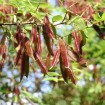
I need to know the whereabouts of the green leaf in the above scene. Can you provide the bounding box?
[74,16,86,30]
[101,13,105,20]
[42,77,58,82]
[22,91,43,104]
[52,15,63,22]
[51,24,57,38]
[48,72,59,76]
[68,34,72,45]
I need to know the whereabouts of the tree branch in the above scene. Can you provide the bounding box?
[0,22,42,26]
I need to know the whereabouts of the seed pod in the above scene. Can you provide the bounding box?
[50,48,60,69]
[2,45,7,60]
[45,53,51,68]
[59,54,76,84]
[93,24,105,39]
[15,37,28,65]
[42,25,54,56]
[68,46,77,61]
[34,52,48,74]
[25,40,33,57]
[44,15,55,39]
[59,38,76,84]
[78,56,86,67]
[37,33,42,55]
[31,26,42,55]
[15,47,22,65]
[59,38,69,67]
[20,51,29,80]
[31,25,37,43]
[72,31,82,54]
[59,54,68,82]
[0,60,4,70]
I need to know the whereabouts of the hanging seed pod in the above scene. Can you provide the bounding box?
[33,52,48,74]
[78,56,86,67]
[20,51,29,80]
[68,46,78,61]
[1,45,8,60]
[50,48,60,69]
[15,47,22,65]
[42,25,54,56]
[93,24,105,39]
[0,60,4,70]
[31,25,42,55]
[59,38,76,84]
[72,31,82,54]
[24,40,33,57]
[0,35,8,70]
[14,24,25,47]
[37,32,42,55]
[45,53,51,68]
[59,54,68,82]
[31,25,37,43]
[44,15,55,39]
[59,38,69,67]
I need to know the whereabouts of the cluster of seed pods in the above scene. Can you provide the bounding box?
[0,15,86,84]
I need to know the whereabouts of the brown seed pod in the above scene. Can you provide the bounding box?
[43,15,55,39]
[45,53,51,68]
[15,47,22,65]
[25,40,33,57]
[93,24,105,39]
[34,52,48,74]
[31,25,37,43]
[59,38,76,84]
[72,31,82,54]
[42,25,54,56]
[20,51,29,80]
[50,48,60,69]
[59,38,69,67]
[31,26,42,55]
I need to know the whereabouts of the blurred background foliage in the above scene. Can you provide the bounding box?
[0,0,105,105]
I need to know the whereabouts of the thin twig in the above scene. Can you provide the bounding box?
[62,12,68,23]
[0,22,42,26]
[35,0,41,12]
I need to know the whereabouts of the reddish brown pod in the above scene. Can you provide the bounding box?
[14,25,25,47]
[20,51,29,80]
[0,35,8,70]
[42,25,54,56]
[72,31,82,55]
[31,25,42,55]
[24,40,33,57]
[33,52,48,74]
[59,38,76,84]
[43,15,55,39]
[50,48,60,69]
